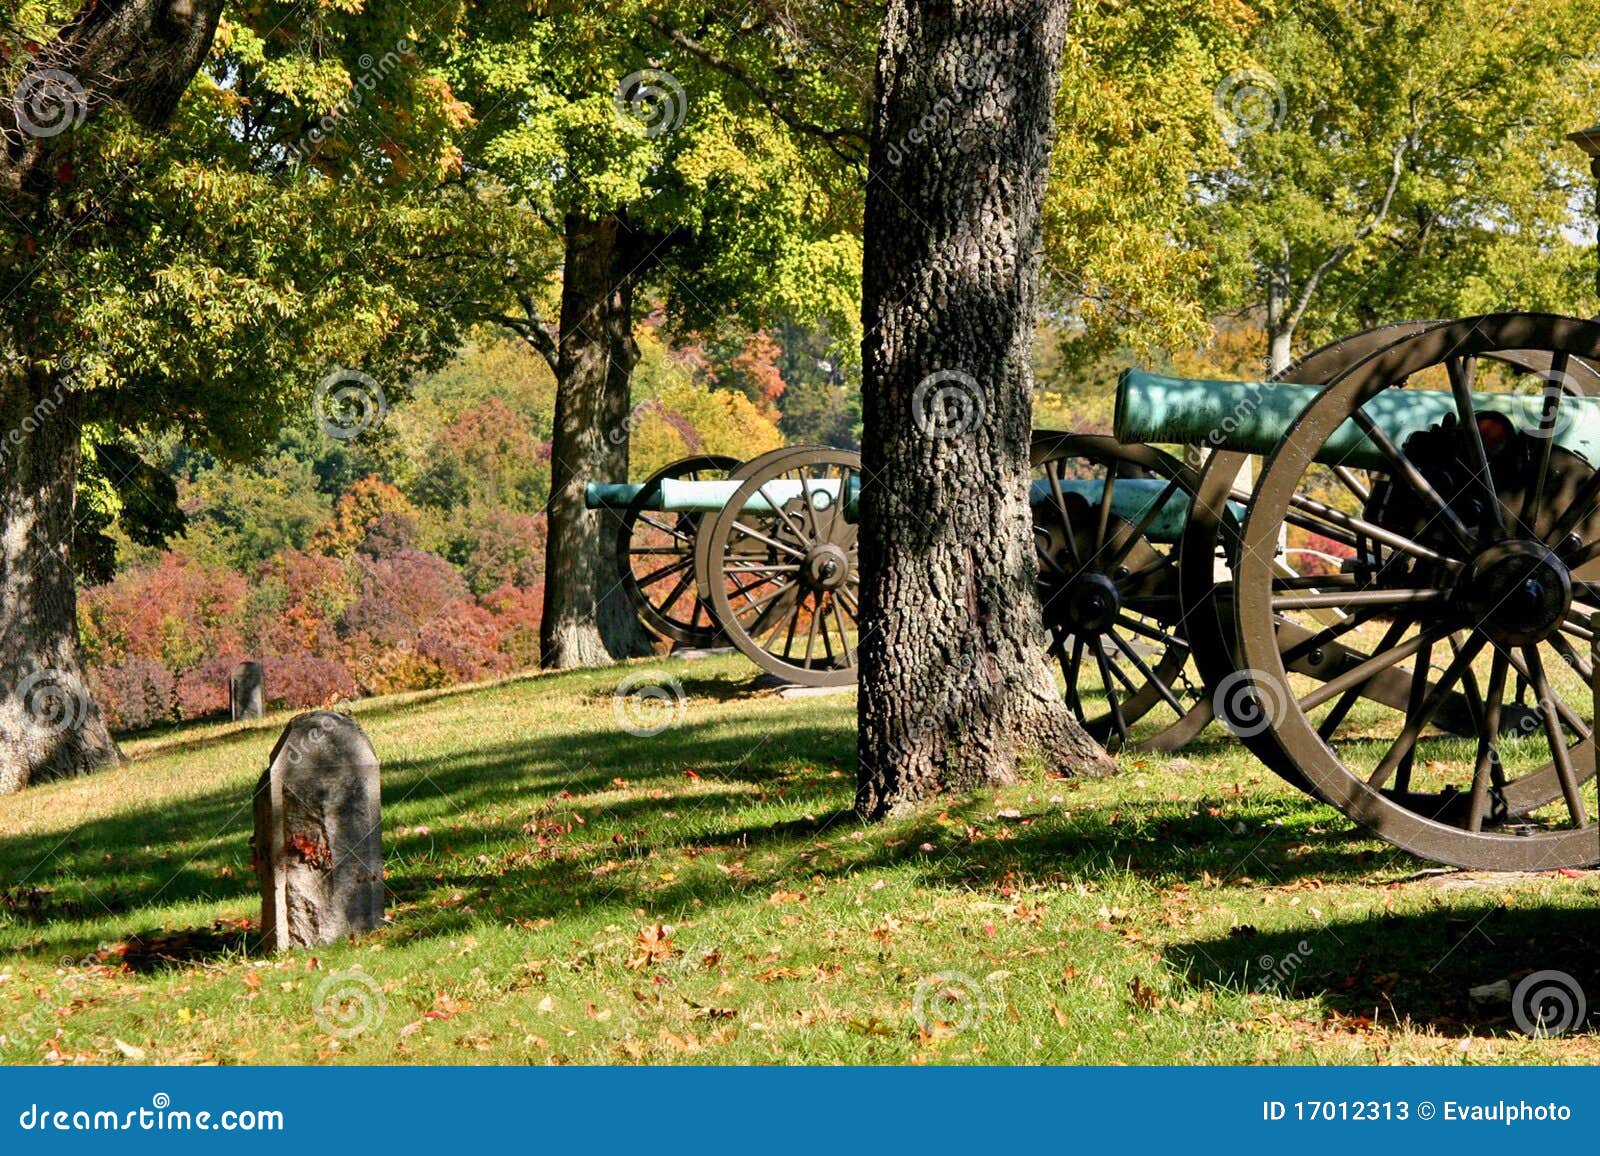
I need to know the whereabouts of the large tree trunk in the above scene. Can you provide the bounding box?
[0,366,123,794]
[855,0,1113,820]
[0,1,222,792]
[540,210,657,669]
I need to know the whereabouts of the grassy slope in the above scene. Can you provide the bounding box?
[1,655,1595,1066]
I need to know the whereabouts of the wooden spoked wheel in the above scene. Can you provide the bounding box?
[1179,321,1455,794]
[1031,433,1208,753]
[700,447,861,687]
[617,454,741,647]
[1181,321,1600,798]
[1234,313,1600,870]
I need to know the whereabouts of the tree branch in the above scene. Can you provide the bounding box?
[496,289,560,373]
[640,12,868,165]
[1285,132,1411,337]
[1,0,224,201]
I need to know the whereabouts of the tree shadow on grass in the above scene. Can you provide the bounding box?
[1169,904,1600,1038]
[0,709,855,962]
[11,695,1588,980]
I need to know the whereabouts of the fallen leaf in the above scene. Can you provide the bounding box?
[626,924,678,970]
[1129,976,1165,1012]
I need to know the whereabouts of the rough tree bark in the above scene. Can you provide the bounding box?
[1,0,223,201]
[539,210,658,668]
[0,367,123,793]
[856,0,1114,819]
[0,0,224,793]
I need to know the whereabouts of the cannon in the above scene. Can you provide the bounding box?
[594,443,1197,695]
[589,445,865,686]
[591,313,1600,873]
[1115,313,1600,872]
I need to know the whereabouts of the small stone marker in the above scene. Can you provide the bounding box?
[230,660,265,721]
[253,711,383,951]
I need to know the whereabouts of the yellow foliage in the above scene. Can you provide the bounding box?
[627,330,785,478]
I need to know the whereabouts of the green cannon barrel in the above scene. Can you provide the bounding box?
[1030,478,1189,542]
[1115,368,1600,470]
[586,478,858,516]
[589,475,1195,542]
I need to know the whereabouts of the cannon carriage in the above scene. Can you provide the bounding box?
[591,311,1600,872]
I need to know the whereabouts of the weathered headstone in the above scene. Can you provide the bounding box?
[252,711,383,951]
[230,660,266,721]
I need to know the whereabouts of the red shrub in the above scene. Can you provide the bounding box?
[89,658,176,732]
[480,583,543,671]
[79,553,246,674]
[262,653,358,710]
[341,634,451,695]
[455,509,546,595]
[418,600,510,682]
[339,549,469,645]
[175,653,248,721]
[248,551,354,657]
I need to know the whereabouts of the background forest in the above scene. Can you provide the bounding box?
[59,0,1600,731]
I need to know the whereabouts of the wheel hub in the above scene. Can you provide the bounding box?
[803,542,851,590]
[1457,540,1572,646]
[1063,572,1122,633]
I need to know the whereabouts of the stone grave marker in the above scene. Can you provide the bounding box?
[230,660,266,721]
[252,711,383,951]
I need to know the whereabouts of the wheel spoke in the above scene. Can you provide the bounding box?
[1271,573,1359,591]
[1286,492,1453,564]
[1523,643,1591,828]
[1116,613,1186,650]
[639,513,694,543]
[755,480,812,548]
[1350,408,1476,554]
[655,569,695,618]
[723,563,802,575]
[1107,629,1186,716]
[1522,352,1567,528]
[1466,651,1511,831]
[744,582,800,637]
[801,594,821,667]
[736,577,796,617]
[1548,630,1594,683]
[1273,588,1447,612]
[1090,638,1128,748]
[831,595,854,669]
[1302,622,1443,713]
[1546,465,1600,546]
[1094,470,1118,556]
[1368,632,1487,790]
[1331,465,1371,504]
[636,555,693,589]
[1393,634,1435,794]
[1502,645,1592,742]
[1061,632,1085,713]
[795,470,823,543]
[1043,461,1082,568]
[729,519,807,560]
[1311,614,1414,738]
[1446,353,1507,539]
[817,600,835,664]
[1106,476,1184,569]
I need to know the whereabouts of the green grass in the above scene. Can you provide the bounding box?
[1,654,1595,1066]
